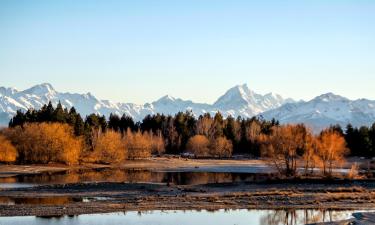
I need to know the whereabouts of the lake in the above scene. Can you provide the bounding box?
[0,209,364,225]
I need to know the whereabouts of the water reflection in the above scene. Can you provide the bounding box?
[0,169,274,188]
[0,209,363,225]
[260,209,354,225]
[0,196,82,205]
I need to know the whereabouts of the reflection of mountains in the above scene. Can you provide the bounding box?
[0,169,274,186]
[260,209,353,225]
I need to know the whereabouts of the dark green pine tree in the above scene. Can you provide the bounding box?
[52,101,66,123]
[9,110,26,127]
[370,123,375,156]
[73,114,85,136]
[108,113,121,131]
[120,114,136,132]
[38,101,54,122]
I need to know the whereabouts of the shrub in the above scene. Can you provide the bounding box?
[0,135,18,163]
[91,130,126,164]
[4,123,82,165]
[124,130,152,159]
[209,137,233,158]
[186,135,210,158]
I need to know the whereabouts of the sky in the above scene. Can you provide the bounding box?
[0,0,374,104]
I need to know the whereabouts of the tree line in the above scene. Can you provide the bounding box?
[7,101,280,156]
[1,102,375,171]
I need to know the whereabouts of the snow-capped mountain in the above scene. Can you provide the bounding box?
[261,93,375,131]
[0,83,291,126]
[1,83,374,130]
[213,84,294,117]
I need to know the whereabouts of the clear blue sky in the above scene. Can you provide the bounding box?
[0,0,374,104]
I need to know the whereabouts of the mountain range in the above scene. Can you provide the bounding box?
[1,83,374,131]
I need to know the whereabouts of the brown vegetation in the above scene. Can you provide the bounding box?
[317,130,348,176]
[186,135,210,157]
[260,124,349,177]
[209,136,233,158]
[186,135,233,158]
[0,135,18,163]
[3,123,82,165]
[124,129,152,159]
[91,130,126,164]
[260,124,306,176]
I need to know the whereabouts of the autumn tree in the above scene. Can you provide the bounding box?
[260,124,307,177]
[149,130,165,155]
[186,135,210,158]
[4,123,82,165]
[196,113,213,137]
[223,116,241,150]
[91,130,126,164]
[209,137,233,158]
[0,134,18,163]
[316,130,348,176]
[302,132,320,176]
[124,129,152,159]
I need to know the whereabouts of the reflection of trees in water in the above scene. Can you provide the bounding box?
[162,172,229,185]
[0,197,80,205]
[3,169,274,186]
[259,209,351,225]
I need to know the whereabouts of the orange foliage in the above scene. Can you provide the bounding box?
[260,124,306,176]
[91,130,126,164]
[4,123,82,165]
[186,135,210,158]
[124,129,152,159]
[0,134,18,163]
[149,131,165,155]
[209,137,233,158]
[316,130,348,176]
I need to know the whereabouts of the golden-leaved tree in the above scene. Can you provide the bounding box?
[260,124,306,177]
[149,131,165,155]
[316,130,348,176]
[4,123,82,165]
[0,134,18,163]
[124,129,152,159]
[91,130,126,164]
[186,135,210,158]
[209,137,233,158]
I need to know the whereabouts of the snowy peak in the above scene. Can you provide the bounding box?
[22,83,56,95]
[261,92,375,131]
[313,92,349,102]
[1,82,374,131]
[214,84,293,116]
[154,95,177,104]
[214,84,252,107]
[0,83,291,126]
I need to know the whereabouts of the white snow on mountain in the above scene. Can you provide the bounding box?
[213,84,294,118]
[1,83,374,131]
[261,93,375,131]
[0,83,291,126]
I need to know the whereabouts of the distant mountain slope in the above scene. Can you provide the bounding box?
[1,83,374,130]
[260,93,375,131]
[0,83,291,126]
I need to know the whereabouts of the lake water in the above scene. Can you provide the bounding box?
[0,168,275,188]
[0,209,363,225]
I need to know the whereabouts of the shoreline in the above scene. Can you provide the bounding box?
[0,157,374,217]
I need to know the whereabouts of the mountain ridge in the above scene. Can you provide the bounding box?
[0,83,292,126]
[1,83,375,130]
